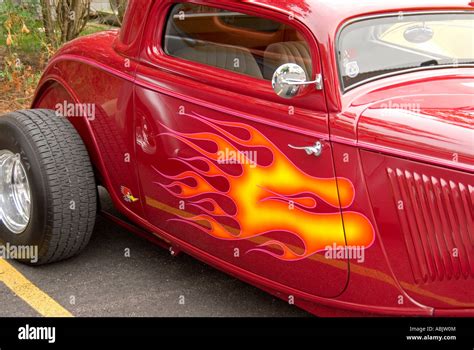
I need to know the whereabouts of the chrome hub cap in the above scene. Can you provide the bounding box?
[0,150,31,234]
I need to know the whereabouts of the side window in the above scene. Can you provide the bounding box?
[163,3,313,80]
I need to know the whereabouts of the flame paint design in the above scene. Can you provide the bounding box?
[153,112,374,261]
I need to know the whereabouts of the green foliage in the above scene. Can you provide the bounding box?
[0,0,46,53]
[79,22,111,37]
[0,0,45,98]
[0,1,120,113]
[0,0,119,112]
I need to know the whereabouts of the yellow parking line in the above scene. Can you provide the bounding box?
[0,258,73,317]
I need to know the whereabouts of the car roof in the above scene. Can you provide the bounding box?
[251,0,473,17]
[250,0,473,34]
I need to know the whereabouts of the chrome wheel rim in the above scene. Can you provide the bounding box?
[0,150,31,234]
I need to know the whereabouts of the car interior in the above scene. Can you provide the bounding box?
[163,4,313,80]
[338,15,474,89]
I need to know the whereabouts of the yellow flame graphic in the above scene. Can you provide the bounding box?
[153,112,374,261]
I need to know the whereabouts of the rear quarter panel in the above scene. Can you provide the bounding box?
[32,31,145,219]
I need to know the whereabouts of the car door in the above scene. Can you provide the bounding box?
[133,1,352,298]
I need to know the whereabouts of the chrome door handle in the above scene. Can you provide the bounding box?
[288,141,323,157]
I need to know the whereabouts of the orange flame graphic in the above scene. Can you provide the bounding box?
[154,112,374,261]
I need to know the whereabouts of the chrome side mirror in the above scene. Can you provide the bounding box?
[271,63,322,99]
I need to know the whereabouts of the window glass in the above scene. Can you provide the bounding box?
[163,3,313,80]
[337,13,474,90]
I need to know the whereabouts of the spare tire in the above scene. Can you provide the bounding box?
[0,109,97,265]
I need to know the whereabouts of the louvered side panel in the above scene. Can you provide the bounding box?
[387,168,474,284]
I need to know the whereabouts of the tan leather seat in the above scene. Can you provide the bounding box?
[263,41,312,80]
[174,43,263,79]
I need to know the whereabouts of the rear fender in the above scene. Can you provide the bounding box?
[32,77,106,185]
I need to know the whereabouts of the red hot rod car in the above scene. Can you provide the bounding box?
[0,0,473,316]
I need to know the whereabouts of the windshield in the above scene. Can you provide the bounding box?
[337,12,474,91]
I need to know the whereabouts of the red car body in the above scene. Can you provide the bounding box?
[31,0,473,316]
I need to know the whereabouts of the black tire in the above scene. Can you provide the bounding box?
[0,109,97,265]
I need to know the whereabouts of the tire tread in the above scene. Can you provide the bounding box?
[3,109,97,264]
